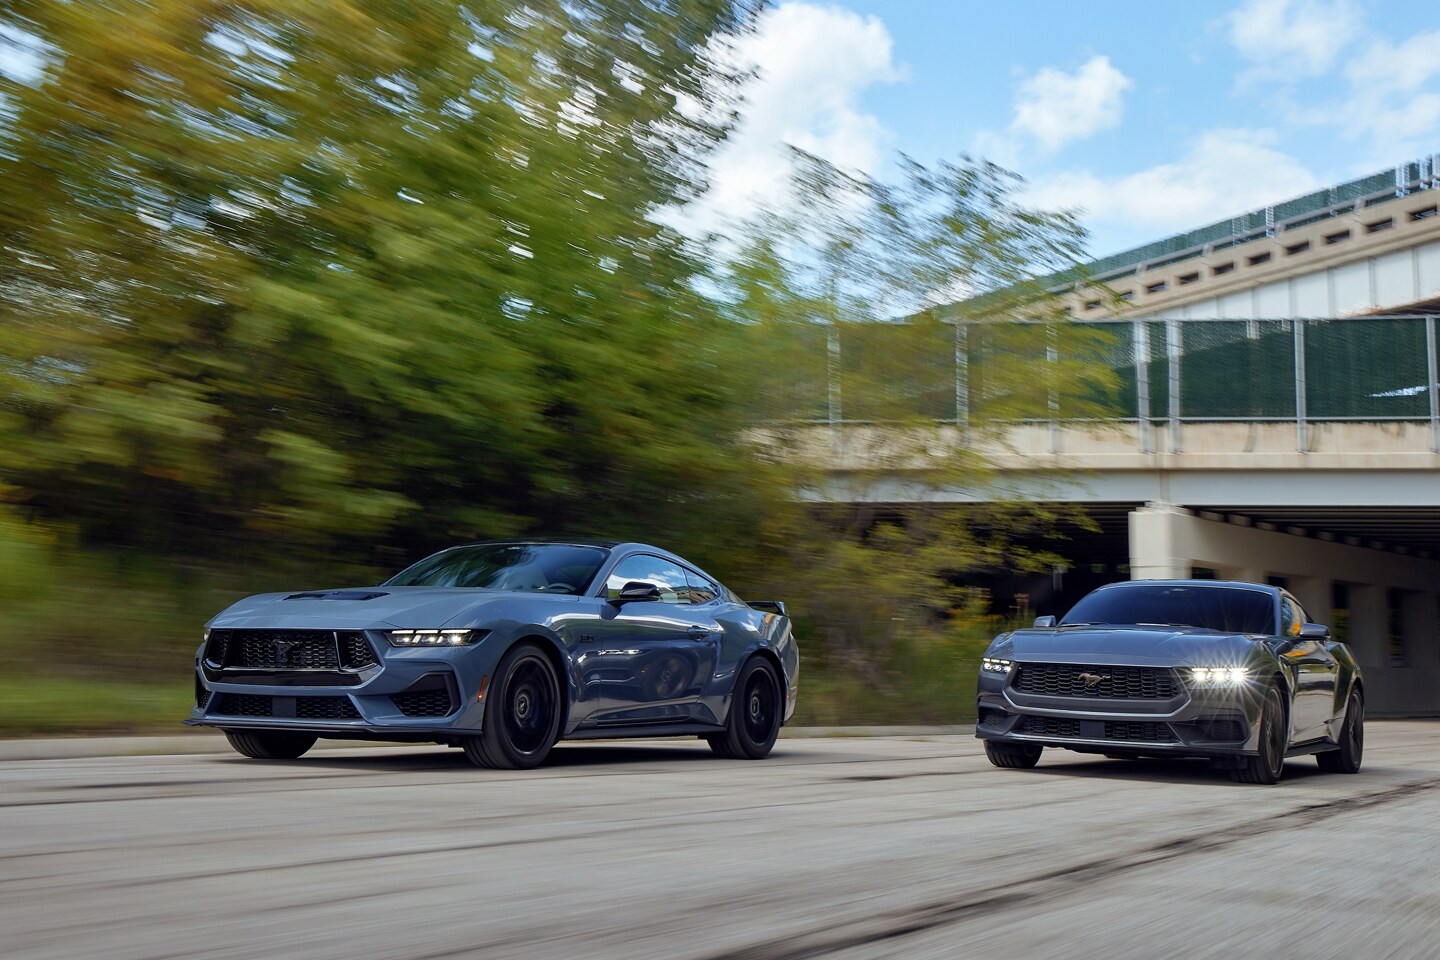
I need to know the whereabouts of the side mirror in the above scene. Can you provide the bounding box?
[613,581,662,604]
[1299,622,1329,639]
[1033,615,1057,628]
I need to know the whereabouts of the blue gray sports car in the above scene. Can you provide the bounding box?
[188,540,799,768]
[976,580,1364,784]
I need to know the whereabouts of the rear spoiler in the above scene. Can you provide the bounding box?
[749,600,787,617]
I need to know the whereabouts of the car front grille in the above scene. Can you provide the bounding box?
[1012,663,1180,700]
[1019,716,1082,738]
[391,689,455,717]
[195,676,211,710]
[1104,721,1176,742]
[217,630,340,670]
[207,630,380,672]
[338,632,378,669]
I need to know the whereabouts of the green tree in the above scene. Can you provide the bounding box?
[712,150,1120,674]
[0,0,761,562]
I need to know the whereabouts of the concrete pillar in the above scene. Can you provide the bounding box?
[1401,591,1436,670]
[1349,584,1387,671]
[1128,503,1191,580]
[1290,575,1333,626]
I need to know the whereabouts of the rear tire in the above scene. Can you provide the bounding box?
[1316,689,1363,774]
[464,642,562,769]
[224,730,317,760]
[984,741,1042,769]
[708,658,782,760]
[1232,684,1286,784]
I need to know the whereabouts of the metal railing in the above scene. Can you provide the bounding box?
[1045,155,1440,288]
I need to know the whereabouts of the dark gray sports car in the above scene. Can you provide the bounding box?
[976,580,1364,784]
[187,540,799,768]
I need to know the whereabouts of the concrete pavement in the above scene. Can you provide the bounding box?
[2,723,1437,959]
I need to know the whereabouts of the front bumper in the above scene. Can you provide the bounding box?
[187,628,490,739]
[975,665,1264,757]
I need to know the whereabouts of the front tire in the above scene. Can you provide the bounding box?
[224,730,317,760]
[1317,689,1363,774]
[1233,684,1286,784]
[708,657,782,759]
[464,642,562,769]
[984,741,1042,769]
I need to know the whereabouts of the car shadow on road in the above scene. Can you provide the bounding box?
[281,739,797,773]
[1026,754,1333,786]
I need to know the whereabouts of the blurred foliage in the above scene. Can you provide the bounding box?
[1,0,759,559]
[0,3,1115,733]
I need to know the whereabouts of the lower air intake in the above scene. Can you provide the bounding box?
[296,696,360,720]
[1104,721,1176,742]
[391,689,455,718]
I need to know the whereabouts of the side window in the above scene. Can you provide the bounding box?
[683,568,720,604]
[604,555,691,604]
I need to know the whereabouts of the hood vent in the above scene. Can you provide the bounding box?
[284,590,389,601]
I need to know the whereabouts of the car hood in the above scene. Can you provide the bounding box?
[992,625,1257,666]
[207,586,580,630]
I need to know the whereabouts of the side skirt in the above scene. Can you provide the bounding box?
[564,722,725,741]
[1285,740,1339,758]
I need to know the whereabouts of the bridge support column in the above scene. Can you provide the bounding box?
[1124,503,1440,714]
[1128,502,1191,579]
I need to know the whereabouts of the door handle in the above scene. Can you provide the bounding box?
[687,625,713,639]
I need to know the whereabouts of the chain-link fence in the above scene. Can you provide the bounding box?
[788,315,1440,453]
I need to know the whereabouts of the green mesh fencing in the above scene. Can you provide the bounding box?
[1177,320,1296,418]
[752,321,830,422]
[766,315,1435,425]
[963,322,1054,422]
[836,320,956,421]
[1305,317,1430,418]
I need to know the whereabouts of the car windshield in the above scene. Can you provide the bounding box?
[1060,584,1276,634]
[385,543,608,594]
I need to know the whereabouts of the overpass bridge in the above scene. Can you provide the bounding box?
[800,158,1440,714]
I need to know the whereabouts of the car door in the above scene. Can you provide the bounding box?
[575,554,719,727]
[1279,593,1337,741]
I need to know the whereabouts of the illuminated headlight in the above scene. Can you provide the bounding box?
[385,629,484,647]
[1190,666,1250,685]
[982,657,1014,675]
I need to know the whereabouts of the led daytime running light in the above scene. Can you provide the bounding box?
[1190,666,1249,685]
[982,657,1014,675]
[387,628,480,646]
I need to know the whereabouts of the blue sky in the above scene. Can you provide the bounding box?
[694,0,1440,258]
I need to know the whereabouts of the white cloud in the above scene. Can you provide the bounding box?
[1333,30,1440,161]
[675,3,905,237]
[1010,56,1132,151]
[1224,0,1440,165]
[1228,0,1360,77]
[1025,130,1322,249]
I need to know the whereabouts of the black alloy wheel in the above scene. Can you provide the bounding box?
[224,730,317,760]
[984,740,1043,769]
[1233,684,1286,784]
[708,657,782,759]
[1317,689,1364,774]
[465,642,562,769]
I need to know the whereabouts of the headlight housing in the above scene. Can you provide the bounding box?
[385,629,486,647]
[1189,666,1249,685]
[981,657,1014,675]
